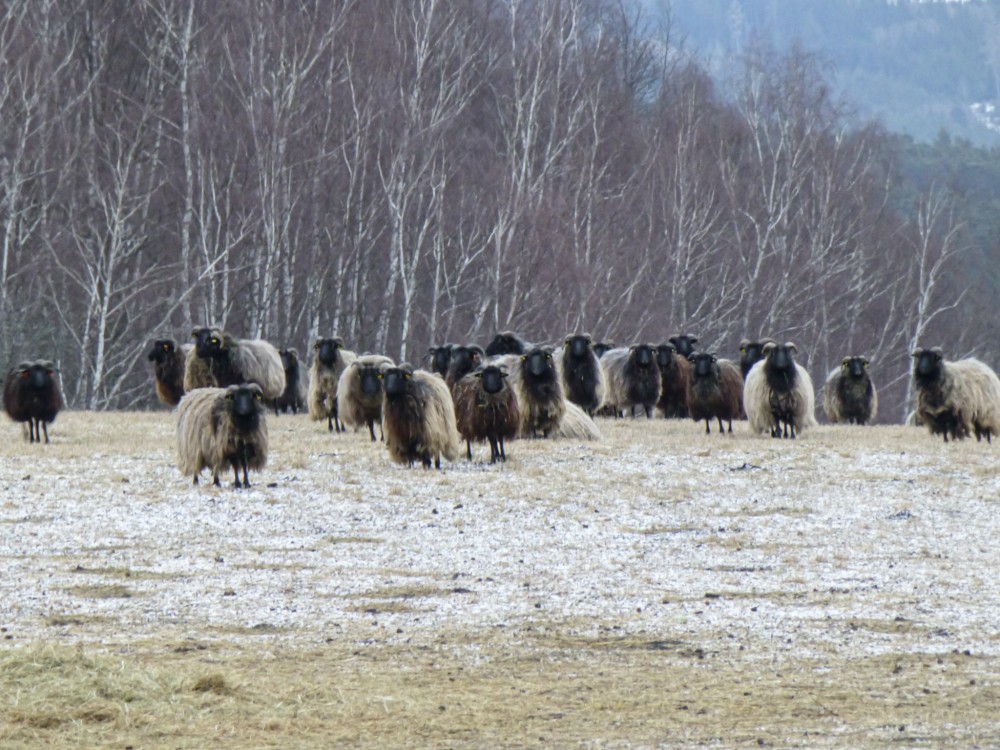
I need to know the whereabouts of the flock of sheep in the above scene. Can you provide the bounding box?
[5,328,1000,488]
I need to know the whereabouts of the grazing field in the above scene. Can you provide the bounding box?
[1,410,999,748]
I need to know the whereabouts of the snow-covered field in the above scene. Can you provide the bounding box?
[2,410,998,747]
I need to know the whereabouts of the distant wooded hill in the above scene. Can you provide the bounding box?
[649,0,1000,144]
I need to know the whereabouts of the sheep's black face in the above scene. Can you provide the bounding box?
[567,336,591,359]
[429,345,453,375]
[316,339,341,366]
[450,347,481,377]
[280,350,297,373]
[478,366,506,395]
[487,333,525,356]
[382,368,411,398]
[523,349,553,378]
[632,344,655,368]
[691,353,716,378]
[228,385,263,427]
[913,349,943,382]
[656,344,676,369]
[194,328,224,359]
[768,346,795,372]
[148,339,175,363]
[846,357,868,379]
[25,365,54,390]
[592,342,612,358]
[360,367,382,397]
[669,335,698,358]
[741,342,765,368]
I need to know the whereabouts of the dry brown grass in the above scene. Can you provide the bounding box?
[1,409,999,747]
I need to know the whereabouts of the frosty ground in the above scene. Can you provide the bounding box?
[1,410,998,748]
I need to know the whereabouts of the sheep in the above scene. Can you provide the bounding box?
[3,360,64,444]
[273,348,308,415]
[508,347,566,437]
[176,383,268,488]
[147,338,191,407]
[601,344,662,419]
[822,356,878,425]
[381,364,461,469]
[338,354,394,441]
[655,343,691,418]
[445,344,486,390]
[739,337,776,380]
[308,337,357,432]
[911,347,1000,443]
[484,331,531,357]
[553,401,602,441]
[554,333,606,416]
[185,327,285,399]
[685,352,744,434]
[428,344,456,378]
[744,342,817,439]
[668,334,699,359]
[452,364,520,463]
[592,341,614,359]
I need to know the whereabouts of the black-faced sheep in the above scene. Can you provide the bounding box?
[338,354,394,441]
[176,383,268,488]
[668,334,699,359]
[744,342,816,439]
[655,343,691,418]
[445,345,485,391]
[911,347,1000,442]
[554,334,605,416]
[739,337,776,380]
[147,338,191,407]
[381,364,461,469]
[484,331,531,357]
[185,327,285,399]
[592,341,614,359]
[308,337,357,432]
[509,347,566,437]
[3,360,64,444]
[686,352,744,434]
[453,364,520,463]
[822,356,878,425]
[428,344,455,378]
[273,348,307,415]
[601,344,662,418]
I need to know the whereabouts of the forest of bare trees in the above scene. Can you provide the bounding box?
[0,0,985,418]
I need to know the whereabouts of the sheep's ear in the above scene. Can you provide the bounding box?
[564,336,572,346]
[910,349,922,358]
[689,336,699,344]
[785,342,798,352]
[842,358,850,367]
[863,358,870,367]
[930,346,944,357]
[191,329,199,339]
[520,355,527,362]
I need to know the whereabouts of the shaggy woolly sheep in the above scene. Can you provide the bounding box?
[739,337,776,380]
[338,354,394,441]
[186,327,285,399]
[911,347,1000,442]
[176,383,268,488]
[744,342,817,439]
[148,338,191,407]
[686,352,744,434]
[822,356,878,425]
[308,337,357,432]
[554,333,605,416]
[601,344,662,418]
[655,343,691,418]
[381,364,461,469]
[509,347,566,437]
[445,345,486,391]
[273,348,308,415]
[452,364,520,463]
[3,360,64,444]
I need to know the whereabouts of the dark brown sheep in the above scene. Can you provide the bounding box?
[686,352,743,434]
[453,365,520,463]
[655,343,691,419]
[147,338,190,407]
[3,360,64,444]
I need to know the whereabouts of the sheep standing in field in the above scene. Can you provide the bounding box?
[739,337,776,380]
[381,364,461,469]
[147,338,191,407]
[484,331,531,357]
[655,343,691,418]
[176,383,268,489]
[338,354,394,441]
[428,344,455,378]
[601,344,661,418]
[911,347,1000,442]
[554,334,605,416]
[445,345,485,390]
[509,347,566,437]
[822,356,878,425]
[453,364,520,463]
[273,348,307,415]
[686,352,744,434]
[308,337,357,432]
[185,327,285,399]
[744,342,816,439]
[3,360,64,444]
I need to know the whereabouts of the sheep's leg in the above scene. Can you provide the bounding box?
[28,419,37,444]
[488,436,499,464]
[212,473,222,487]
[716,417,725,434]
[232,464,243,489]
[327,416,334,432]
[704,419,711,435]
[466,440,472,461]
[726,418,733,434]
[499,436,507,462]
[42,421,50,444]
[368,420,377,442]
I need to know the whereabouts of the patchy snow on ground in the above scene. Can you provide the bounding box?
[2,411,999,669]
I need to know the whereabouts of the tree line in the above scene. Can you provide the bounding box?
[0,0,986,419]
